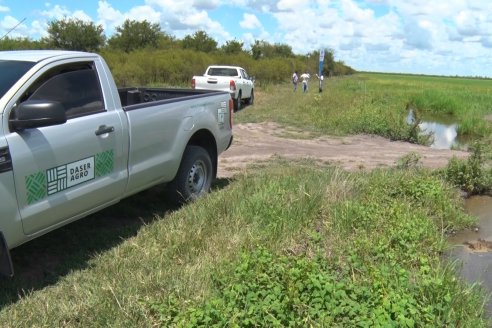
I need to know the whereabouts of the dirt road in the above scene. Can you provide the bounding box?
[217,122,469,178]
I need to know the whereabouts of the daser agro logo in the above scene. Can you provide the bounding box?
[47,157,95,195]
[25,150,114,205]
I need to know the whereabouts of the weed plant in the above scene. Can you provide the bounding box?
[442,141,492,194]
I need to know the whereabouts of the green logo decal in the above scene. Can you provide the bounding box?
[24,149,115,205]
[25,171,46,205]
[95,150,114,177]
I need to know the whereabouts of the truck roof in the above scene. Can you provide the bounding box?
[0,50,96,62]
[208,65,243,69]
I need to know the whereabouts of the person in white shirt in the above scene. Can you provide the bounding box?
[292,71,299,92]
[316,73,324,92]
[300,72,310,93]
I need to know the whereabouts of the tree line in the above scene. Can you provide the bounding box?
[0,18,355,86]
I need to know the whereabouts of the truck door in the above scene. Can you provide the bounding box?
[240,69,253,97]
[5,60,128,235]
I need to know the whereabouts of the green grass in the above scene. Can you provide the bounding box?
[0,161,487,327]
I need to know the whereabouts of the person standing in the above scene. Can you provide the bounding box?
[316,73,324,92]
[292,71,299,92]
[300,71,310,93]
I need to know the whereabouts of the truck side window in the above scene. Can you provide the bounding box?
[241,70,249,80]
[23,65,105,119]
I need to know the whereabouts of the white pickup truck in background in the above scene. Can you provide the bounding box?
[0,50,233,276]
[192,65,254,111]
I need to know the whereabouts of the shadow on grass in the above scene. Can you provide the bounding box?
[0,177,233,309]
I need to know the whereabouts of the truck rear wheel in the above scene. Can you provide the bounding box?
[247,89,254,105]
[234,92,241,111]
[166,145,213,204]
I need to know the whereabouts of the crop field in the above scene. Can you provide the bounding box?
[0,73,491,327]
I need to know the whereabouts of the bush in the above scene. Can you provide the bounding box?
[443,142,492,194]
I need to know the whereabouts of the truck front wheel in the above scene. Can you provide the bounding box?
[167,145,213,204]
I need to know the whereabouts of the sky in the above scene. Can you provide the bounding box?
[1,0,492,77]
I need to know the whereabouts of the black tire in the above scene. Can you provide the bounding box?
[247,89,254,105]
[234,91,241,111]
[166,145,213,204]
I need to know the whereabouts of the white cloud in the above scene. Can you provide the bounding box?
[72,10,92,22]
[481,37,492,48]
[341,0,373,23]
[31,20,48,38]
[41,4,71,20]
[0,5,9,13]
[97,1,161,36]
[0,15,25,38]
[240,13,262,29]
[276,0,307,12]
[193,0,220,10]
[403,19,433,50]
[143,0,232,42]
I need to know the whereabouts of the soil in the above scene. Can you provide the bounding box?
[217,122,469,178]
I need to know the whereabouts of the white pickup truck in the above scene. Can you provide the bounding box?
[192,65,254,111]
[0,50,233,276]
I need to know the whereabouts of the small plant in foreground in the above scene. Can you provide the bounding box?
[443,141,492,194]
[397,152,422,169]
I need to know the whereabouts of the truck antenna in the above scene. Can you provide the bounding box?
[1,17,27,40]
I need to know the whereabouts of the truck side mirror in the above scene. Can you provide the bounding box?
[10,100,67,131]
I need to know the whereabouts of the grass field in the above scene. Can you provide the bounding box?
[238,73,492,143]
[0,73,491,327]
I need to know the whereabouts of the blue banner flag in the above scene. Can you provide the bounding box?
[319,49,325,77]
[318,49,325,92]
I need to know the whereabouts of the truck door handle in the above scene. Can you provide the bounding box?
[95,125,114,136]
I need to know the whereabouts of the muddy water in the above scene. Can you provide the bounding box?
[447,196,492,315]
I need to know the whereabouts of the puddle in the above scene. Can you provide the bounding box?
[447,195,492,315]
[406,110,463,149]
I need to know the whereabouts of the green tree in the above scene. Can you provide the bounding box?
[251,40,268,60]
[181,31,217,52]
[221,39,244,54]
[251,40,294,59]
[157,33,178,50]
[272,43,294,57]
[0,37,47,50]
[45,18,105,51]
[108,19,162,52]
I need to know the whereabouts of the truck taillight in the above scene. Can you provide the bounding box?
[229,98,233,129]
[191,78,196,89]
[229,80,236,92]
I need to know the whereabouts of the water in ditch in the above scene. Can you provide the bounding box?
[406,109,492,313]
[447,195,492,316]
[406,109,465,150]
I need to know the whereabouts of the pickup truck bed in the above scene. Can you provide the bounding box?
[118,87,225,106]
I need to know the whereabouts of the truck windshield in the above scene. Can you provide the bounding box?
[0,60,35,99]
